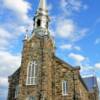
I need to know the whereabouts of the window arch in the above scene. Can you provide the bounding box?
[26,61,37,85]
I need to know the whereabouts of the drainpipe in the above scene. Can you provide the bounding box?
[73,71,76,100]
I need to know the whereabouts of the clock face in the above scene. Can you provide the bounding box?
[44,31,48,35]
[38,31,48,36]
[38,31,44,36]
[35,28,49,37]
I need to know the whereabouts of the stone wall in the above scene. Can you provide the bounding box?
[76,75,89,100]
[8,68,20,100]
[16,35,54,100]
[8,35,95,100]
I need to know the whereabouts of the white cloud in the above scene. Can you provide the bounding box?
[60,44,73,50]
[48,3,53,11]
[82,74,95,78]
[54,0,88,41]
[95,38,100,44]
[0,0,32,78]
[0,27,13,50]
[95,63,100,69]
[3,0,32,23]
[60,0,88,15]
[0,28,11,39]
[0,51,21,76]
[74,46,81,51]
[69,0,82,11]
[0,0,33,50]
[80,65,96,76]
[68,53,86,64]
[60,44,81,51]
[0,77,8,87]
[0,0,33,51]
[55,18,88,41]
[56,19,75,38]
[3,0,31,14]
[0,77,8,100]
[83,4,88,10]
[0,25,26,50]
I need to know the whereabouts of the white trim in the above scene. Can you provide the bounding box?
[26,61,37,85]
[62,80,68,96]
[15,85,19,98]
[26,62,30,85]
[26,96,36,100]
[82,75,95,78]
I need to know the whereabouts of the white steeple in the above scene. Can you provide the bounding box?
[38,0,47,11]
[33,0,50,31]
[36,0,48,16]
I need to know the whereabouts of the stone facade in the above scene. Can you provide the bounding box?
[8,68,20,100]
[8,34,93,100]
[8,0,99,100]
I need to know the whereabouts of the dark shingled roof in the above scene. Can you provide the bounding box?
[83,76,99,93]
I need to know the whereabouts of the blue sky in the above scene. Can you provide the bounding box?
[0,0,100,99]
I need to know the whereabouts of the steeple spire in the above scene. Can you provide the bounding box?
[37,0,48,16]
[38,0,47,11]
[33,0,50,32]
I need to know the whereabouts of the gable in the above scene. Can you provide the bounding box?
[9,67,21,81]
[54,56,80,71]
[83,76,99,93]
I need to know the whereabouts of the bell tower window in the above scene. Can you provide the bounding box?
[46,22,48,28]
[37,19,41,27]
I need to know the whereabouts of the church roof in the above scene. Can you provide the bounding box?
[54,56,80,70]
[83,76,99,93]
[9,67,21,79]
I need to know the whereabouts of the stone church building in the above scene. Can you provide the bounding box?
[8,0,99,100]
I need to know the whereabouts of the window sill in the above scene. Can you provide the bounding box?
[62,94,68,96]
[26,84,37,86]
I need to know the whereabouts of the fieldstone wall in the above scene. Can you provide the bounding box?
[17,35,54,100]
[8,35,97,100]
[8,68,20,100]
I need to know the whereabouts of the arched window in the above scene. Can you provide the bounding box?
[26,61,37,85]
[62,80,68,96]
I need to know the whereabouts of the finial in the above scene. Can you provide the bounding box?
[24,29,28,40]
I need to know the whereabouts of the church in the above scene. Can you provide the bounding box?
[8,0,99,100]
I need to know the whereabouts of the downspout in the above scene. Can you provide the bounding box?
[73,71,76,100]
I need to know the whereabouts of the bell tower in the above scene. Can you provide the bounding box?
[33,0,50,36]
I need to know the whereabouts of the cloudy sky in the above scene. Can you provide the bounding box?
[0,0,100,99]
